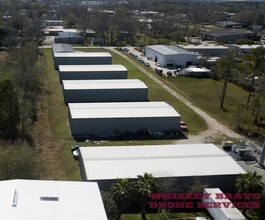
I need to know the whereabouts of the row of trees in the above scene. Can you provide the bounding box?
[214,47,265,133]
[0,42,41,141]
[103,172,265,219]
[103,173,158,220]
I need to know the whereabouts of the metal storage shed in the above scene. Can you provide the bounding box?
[52,44,74,57]
[53,52,112,70]
[0,179,107,220]
[62,79,148,103]
[202,188,245,220]
[58,65,128,81]
[78,144,246,191]
[68,102,180,137]
[145,45,197,68]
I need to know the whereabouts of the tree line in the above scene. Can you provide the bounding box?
[103,171,265,220]
[0,41,42,180]
[213,47,265,135]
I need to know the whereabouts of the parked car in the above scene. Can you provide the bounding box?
[144,62,150,66]
[155,62,161,67]
[71,145,80,161]
[179,121,188,131]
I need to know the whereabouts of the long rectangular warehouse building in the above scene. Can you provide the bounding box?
[78,144,246,191]
[59,65,128,81]
[53,52,112,69]
[62,79,148,103]
[68,102,180,137]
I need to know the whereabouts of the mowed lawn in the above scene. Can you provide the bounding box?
[162,77,251,129]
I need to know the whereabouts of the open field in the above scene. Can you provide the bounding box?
[161,76,265,136]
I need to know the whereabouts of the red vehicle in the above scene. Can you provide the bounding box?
[179,121,188,131]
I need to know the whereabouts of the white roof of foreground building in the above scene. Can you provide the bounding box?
[68,101,180,119]
[63,79,147,90]
[59,64,127,72]
[0,179,107,220]
[79,144,246,181]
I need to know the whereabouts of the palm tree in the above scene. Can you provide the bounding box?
[236,171,264,194]
[111,178,132,216]
[236,171,264,215]
[135,173,159,220]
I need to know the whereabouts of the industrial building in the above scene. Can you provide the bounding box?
[78,144,246,191]
[53,52,112,69]
[62,79,148,103]
[228,44,265,54]
[202,188,245,220]
[52,44,74,57]
[58,65,128,81]
[55,32,84,44]
[0,179,107,220]
[201,29,253,43]
[145,45,198,68]
[68,102,180,137]
[181,45,228,57]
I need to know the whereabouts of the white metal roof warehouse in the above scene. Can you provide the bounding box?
[145,45,197,68]
[53,52,112,69]
[62,79,148,103]
[58,64,128,81]
[0,179,107,220]
[78,144,246,191]
[68,102,180,137]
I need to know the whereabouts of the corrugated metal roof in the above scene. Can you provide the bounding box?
[202,29,253,37]
[146,45,197,55]
[57,32,82,38]
[54,52,112,57]
[63,79,148,90]
[59,64,127,72]
[185,67,211,72]
[52,44,74,53]
[79,144,246,180]
[68,102,180,119]
[0,179,107,220]
[182,45,228,49]
[203,188,246,220]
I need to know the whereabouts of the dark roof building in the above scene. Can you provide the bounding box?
[201,29,253,43]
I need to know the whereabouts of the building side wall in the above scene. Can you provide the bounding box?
[146,47,197,67]
[54,56,112,69]
[78,154,88,181]
[63,88,148,103]
[84,175,239,192]
[184,48,228,57]
[70,117,180,136]
[59,71,128,81]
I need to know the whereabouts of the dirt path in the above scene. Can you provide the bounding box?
[109,48,244,143]
[32,80,67,180]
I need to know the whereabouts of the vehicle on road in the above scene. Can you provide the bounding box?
[155,62,161,67]
[144,62,150,66]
